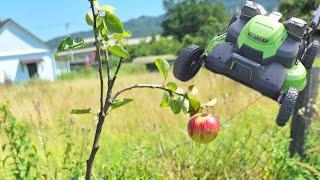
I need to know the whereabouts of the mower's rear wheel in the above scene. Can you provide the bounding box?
[302,41,319,70]
[290,68,319,157]
[276,88,299,126]
[173,45,205,82]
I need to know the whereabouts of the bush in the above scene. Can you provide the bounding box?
[128,37,182,58]
[117,63,148,75]
[58,68,97,81]
[57,63,148,81]
[0,103,41,178]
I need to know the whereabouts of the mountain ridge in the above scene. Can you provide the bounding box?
[47,15,164,49]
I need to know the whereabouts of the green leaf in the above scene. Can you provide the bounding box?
[188,85,198,95]
[187,94,201,115]
[107,44,130,59]
[202,98,217,108]
[101,24,109,40]
[70,108,91,115]
[100,5,115,14]
[113,33,127,47]
[113,31,132,45]
[111,99,134,110]
[58,37,86,51]
[160,92,170,108]
[85,12,94,26]
[167,82,177,91]
[155,59,170,80]
[114,33,123,41]
[169,99,181,114]
[97,15,104,28]
[93,0,101,10]
[178,97,189,114]
[122,31,132,38]
[101,29,109,41]
[104,13,124,33]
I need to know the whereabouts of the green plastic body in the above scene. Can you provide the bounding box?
[204,33,227,56]
[238,15,287,59]
[282,61,307,92]
[205,15,307,93]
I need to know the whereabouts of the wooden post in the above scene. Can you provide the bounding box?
[290,67,320,157]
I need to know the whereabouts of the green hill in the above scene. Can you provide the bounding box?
[124,15,164,38]
[47,15,164,49]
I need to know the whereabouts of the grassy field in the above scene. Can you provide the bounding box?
[0,67,319,179]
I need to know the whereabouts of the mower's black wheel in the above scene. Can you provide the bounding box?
[276,88,299,127]
[173,45,205,82]
[290,68,319,157]
[302,41,319,70]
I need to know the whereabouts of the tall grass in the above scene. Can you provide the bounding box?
[0,69,319,179]
[57,63,148,81]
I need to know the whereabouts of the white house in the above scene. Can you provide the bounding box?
[0,19,57,84]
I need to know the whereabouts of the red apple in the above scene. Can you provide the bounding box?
[187,113,220,143]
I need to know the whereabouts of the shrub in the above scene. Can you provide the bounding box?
[58,68,97,80]
[0,103,42,178]
[128,37,182,58]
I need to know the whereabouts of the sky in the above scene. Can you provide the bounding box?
[0,0,165,41]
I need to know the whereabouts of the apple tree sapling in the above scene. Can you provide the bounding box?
[57,0,218,179]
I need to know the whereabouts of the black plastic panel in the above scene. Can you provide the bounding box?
[240,1,267,19]
[265,37,301,68]
[284,17,307,39]
[226,19,247,43]
[238,44,263,63]
[232,62,252,80]
[205,44,286,100]
[236,37,301,68]
[206,42,234,73]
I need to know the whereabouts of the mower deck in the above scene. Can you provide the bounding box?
[205,42,286,100]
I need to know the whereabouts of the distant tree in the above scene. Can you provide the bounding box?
[197,16,226,41]
[163,0,177,11]
[162,0,228,40]
[279,0,320,21]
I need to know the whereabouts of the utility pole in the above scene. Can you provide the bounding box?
[65,22,75,62]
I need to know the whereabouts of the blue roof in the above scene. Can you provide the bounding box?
[0,18,51,50]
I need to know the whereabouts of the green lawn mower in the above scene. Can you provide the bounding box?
[174,1,320,156]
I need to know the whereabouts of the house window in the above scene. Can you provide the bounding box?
[20,59,43,78]
[26,63,38,78]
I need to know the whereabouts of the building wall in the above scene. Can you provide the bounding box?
[37,53,56,81]
[0,21,57,84]
[0,58,23,83]
[0,52,56,84]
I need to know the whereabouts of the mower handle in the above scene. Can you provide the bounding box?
[311,4,320,29]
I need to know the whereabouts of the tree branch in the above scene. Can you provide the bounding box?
[103,58,124,114]
[86,1,105,179]
[112,58,124,84]
[112,84,186,101]
[104,50,111,82]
